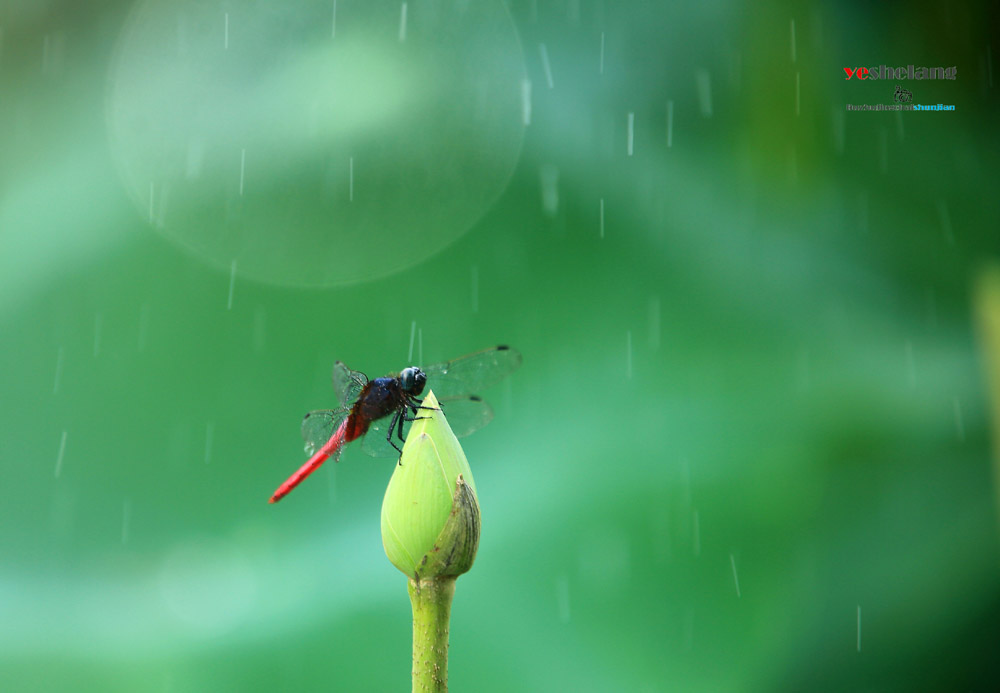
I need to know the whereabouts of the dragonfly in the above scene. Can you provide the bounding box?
[269,345,522,503]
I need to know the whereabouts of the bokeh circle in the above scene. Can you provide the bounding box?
[108,0,525,286]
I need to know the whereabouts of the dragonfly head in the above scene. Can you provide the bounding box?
[400,366,427,396]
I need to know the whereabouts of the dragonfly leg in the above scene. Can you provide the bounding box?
[405,394,439,414]
[395,407,431,441]
[390,420,404,463]
[386,407,404,455]
[412,405,441,415]
[396,406,407,443]
[403,396,438,422]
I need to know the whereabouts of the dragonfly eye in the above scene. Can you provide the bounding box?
[412,368,427,395]
[400,367,426,395]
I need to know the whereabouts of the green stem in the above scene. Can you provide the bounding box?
[408,576,456,693]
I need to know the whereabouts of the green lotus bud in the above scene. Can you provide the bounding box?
[381,391,481,579]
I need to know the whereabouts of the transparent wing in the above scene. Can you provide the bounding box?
[420,345,522,398]
[438,396,494,438]
[361,414,409,458]
[359,396,494,458]
[301,407,350,455]
[332,361,367,407]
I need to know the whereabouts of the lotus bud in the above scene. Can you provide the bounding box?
[381,391,481,579]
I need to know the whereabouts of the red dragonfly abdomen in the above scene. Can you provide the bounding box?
[269,417,350,503]
[343,410,371,443]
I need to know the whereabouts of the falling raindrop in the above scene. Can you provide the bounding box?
[857,605,862,652]
[695,69,712,117]
[832,107,845,155]
[811,8,823,51]
[470,266,479,313]
[239,148,246,196]
[204,422,215,464]
[627,112,635,156]
[936,200,954,244]
[348,157,354,202]
[730,553,741,598]
[878,127,888,174]
[408,320,417,361]
[692,510,700,557]
[539,43,554,89]
[666,100,674,148]
[418,328,423,366]
[227,260,237,310]
[53,347,65,394]
[521,78,532,125]
[904,340,916,388]
[953,397,965,442]
[599,198,605,238]
[794,72,800,116]
[331,1,337,38]
[540,164,559,217]
[93,313,103,357]
[626,330,632,379]
[41,32,65,75]
[652,506,671,563]
[566,0,580,24]
[599,32,605,75]
[224,12,229,50]
[55,431,68,478]
[683,608,695,650]
[122,500,132,544]
[398,3,408,42]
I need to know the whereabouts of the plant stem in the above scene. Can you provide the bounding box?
[408,576,456,693]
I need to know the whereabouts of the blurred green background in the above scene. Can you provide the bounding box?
[2,0,999,691]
